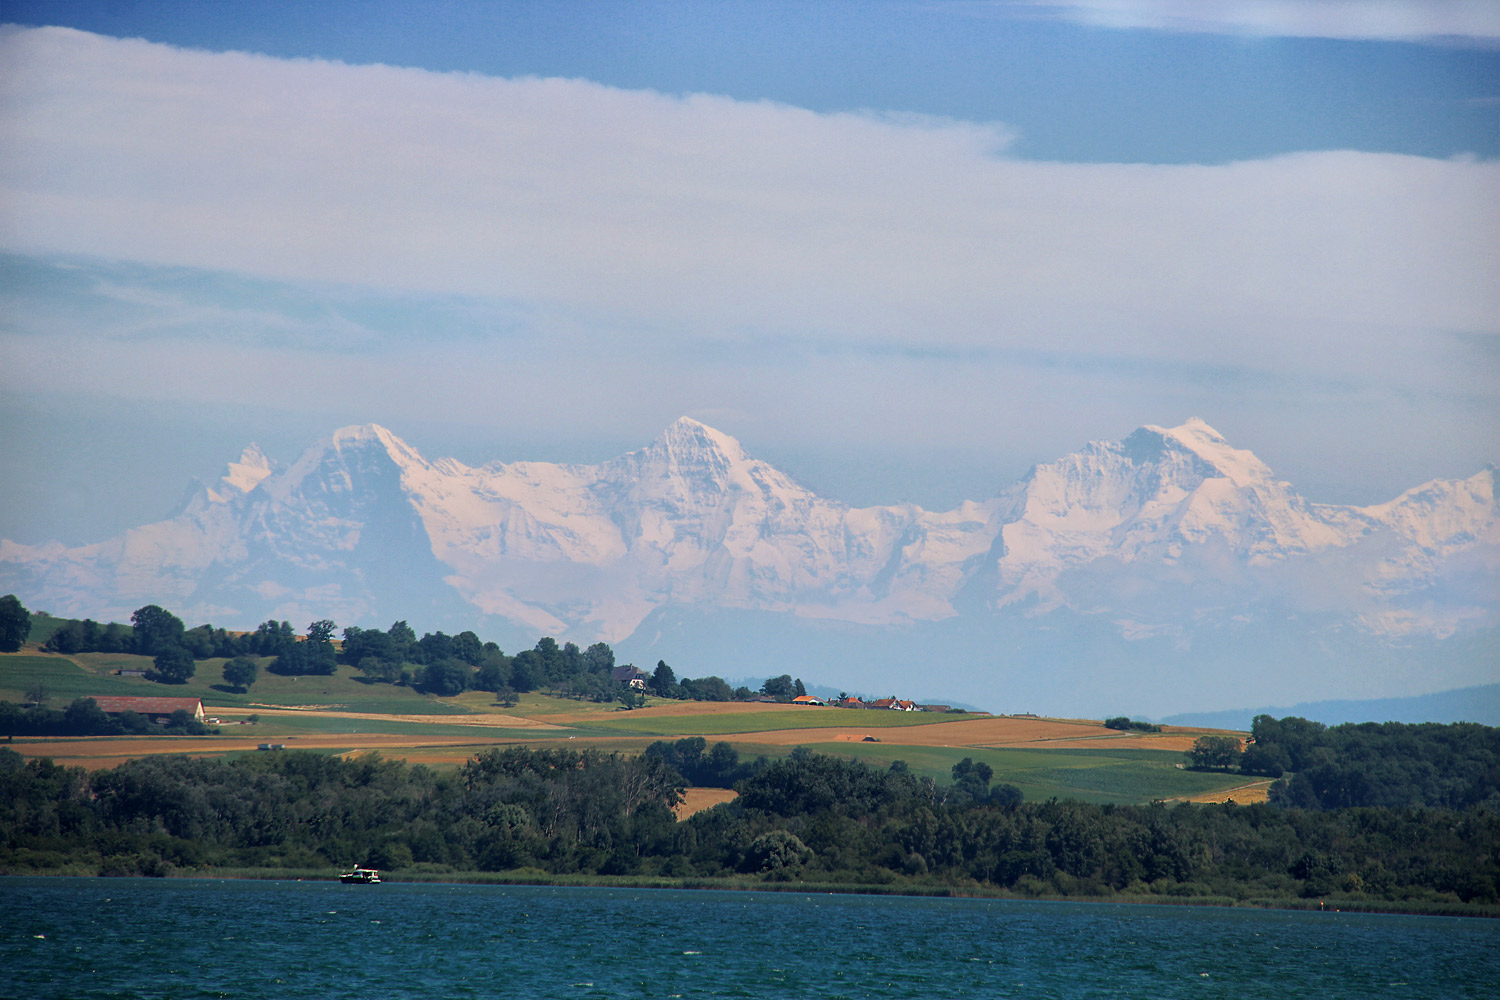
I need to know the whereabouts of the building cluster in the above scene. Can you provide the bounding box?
[797,695,951,712]
[604,666,953,713]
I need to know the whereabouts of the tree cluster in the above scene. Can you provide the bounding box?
[644,737,760,788]
[0,595,33,653]
[1178,716,1500,812]
[1186,735,1243,770]
[39,604,296,686]
[3,744,1496,907]
[1242,715,1500,811]
[27,600,807,708]
[759,674,808,701]
[1104,716,1161,733]
[0,698,215,737]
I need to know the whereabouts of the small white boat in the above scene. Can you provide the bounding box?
[338,867,381,884]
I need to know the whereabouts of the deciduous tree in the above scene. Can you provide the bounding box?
[1186,735,1242,770]
[223,656,258,692]
[131,604,185,657]
[761,674,795,700]
[150,644,195,684]
[0,594,31,652]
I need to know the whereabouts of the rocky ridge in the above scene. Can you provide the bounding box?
[2,418,1493,655]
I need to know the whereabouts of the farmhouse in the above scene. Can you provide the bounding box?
[610,665,648,689]
[88,696,205,725]
[790,695,826,706]
[866,697,919,711]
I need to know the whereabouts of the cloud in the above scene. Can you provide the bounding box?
[0,24,1495,522]
[999,1,1500,43]
[1,27,1495,377]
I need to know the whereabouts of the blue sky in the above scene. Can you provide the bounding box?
[1,1,1497,543]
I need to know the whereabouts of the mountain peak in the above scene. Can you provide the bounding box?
[331,423,395,446]
[327,423,427,466]
[221,443,275,495]
[653,416,747,463]
[4,416,1494,713]
[194,443,277,506]
[1138,418,1272,486]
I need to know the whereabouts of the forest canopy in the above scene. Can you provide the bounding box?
[2,743,1496,908]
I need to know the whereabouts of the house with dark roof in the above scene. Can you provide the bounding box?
[88,696,205,724]
[610,665,649,689]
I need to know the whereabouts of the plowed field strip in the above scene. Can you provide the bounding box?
[7,733,532,767]
[704,717,1161,747]
[208,707,563,728]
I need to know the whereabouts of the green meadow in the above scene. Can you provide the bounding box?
[735,741,1253,805]
[2,648,1255,804]
[1,651,479,715]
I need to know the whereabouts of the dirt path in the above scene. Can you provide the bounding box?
[7,733,531,768]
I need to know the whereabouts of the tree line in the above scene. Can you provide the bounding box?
[16,595,808,707]
[0,698,215,737]
[2,744,1495,906]
[1183,715,1500,811]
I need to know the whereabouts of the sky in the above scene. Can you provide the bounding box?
[0,0,1497,545]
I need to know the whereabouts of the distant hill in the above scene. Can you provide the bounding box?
[1158,683,1500,730]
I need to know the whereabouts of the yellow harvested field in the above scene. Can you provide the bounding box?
[704,715,1204,749]
[1178,780,1273,804]
[675,786,739,819]
[7,733,529,769]
[6,683,1246,796]
[367,747,497,767]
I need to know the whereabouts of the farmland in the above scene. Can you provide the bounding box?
[1,647,1255,804]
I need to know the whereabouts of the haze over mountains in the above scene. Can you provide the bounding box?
[3,418,1494,716]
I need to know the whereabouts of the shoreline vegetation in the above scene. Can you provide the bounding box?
[4,743,1497,918]
[10,867,1498,921]
[4,597,1498,920]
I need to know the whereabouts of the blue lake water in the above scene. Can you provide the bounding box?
[2,878,1496,999]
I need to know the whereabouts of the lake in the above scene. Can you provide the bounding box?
[2,878,1496,998]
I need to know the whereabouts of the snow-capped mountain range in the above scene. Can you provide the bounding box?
[3,418,1495,713]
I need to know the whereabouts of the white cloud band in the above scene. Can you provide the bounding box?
[0,25,1496,385]
[1004,1,1500,42]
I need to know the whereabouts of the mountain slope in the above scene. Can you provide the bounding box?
[1,418,1494,712]
[1159,682,1500,730]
